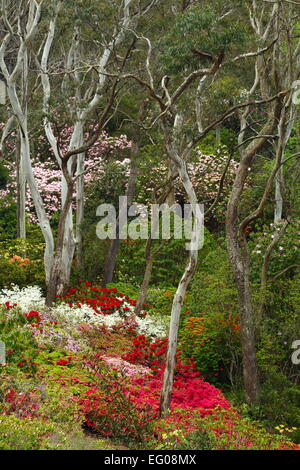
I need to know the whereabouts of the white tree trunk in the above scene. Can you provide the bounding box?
[17,136,26,240]
[274,108,294,223]
[160,136,201,414]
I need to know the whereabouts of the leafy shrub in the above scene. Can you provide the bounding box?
[0,203,17,241]
[116,237,187,286]
[154,427,216,450]
[0,238,45,289]
[145,287,176,316]
[106,281,139,300]
[178,246,241,384]
[179,313,241,385]
[187,245,239,317]
[0,415,57,450]
[79,361,154,446]
[0,307,40,371]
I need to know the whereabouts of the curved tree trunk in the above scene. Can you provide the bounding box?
[159,127,202,414]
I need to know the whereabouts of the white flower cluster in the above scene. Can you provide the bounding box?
[134,313,168,338]
[0,285,45,311]
[0,285,168,340]
[55,301,168,339]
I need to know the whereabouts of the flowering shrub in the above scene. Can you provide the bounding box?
[122,334,169,371]
[99,355,152,377]
[0,239,45,289]
[150,408,299,451]
[57,282,168,338]
[78,359,154,443]
[0,282,298,451]
[0,373,43,419]
[0,285,45,311]
[249,220,300,280]
[179,313,241,383]
[137,146,238,224]
[0,130,131,223]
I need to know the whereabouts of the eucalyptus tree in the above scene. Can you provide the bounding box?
[225,0,300,404]
[39,0,140,303]
[0,0,55,280]
[0,0,158,303]
[101,0,274,413]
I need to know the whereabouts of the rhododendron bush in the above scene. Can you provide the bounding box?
[0,282,298,450]
[0,128,131,222]
[137,146,238,223]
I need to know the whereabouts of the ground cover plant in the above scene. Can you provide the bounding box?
[0,283,298,450]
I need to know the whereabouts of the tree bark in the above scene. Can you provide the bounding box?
[16,131,26,241]
[159,121,201,414]
[103,99,148,285]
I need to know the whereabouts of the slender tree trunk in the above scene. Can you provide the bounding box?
[76,152,85,269]
[134,248,153,316]
[103,101,146,285]
[134,236,154,315]
[166,161,177,206]
[159,235,198,414]
[226,150,262,404]
[227,224,260,404]
[159,128,201,414]
[103,158,138,285]
[274,110,294,223]
[46,164,74,305]
[16,131,26,240]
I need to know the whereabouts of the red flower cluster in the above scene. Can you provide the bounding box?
[56,356,74,366]
[59,282,137,316]
[122,335,168,369]
[25,310,42,323]
[1,377,42,419]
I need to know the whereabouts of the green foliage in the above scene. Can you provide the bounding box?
[154,426,216,450]
[116,237,187,286]
[197,127,236,155]
[145,286,176,316]
[0,238,45,289]
[85,161,129,212]
[250,277,300,439]
[178,244,242,384]
[0,415,57,450]
[0,307,39,370]
[0,414,113,450]
[71,233,108,285]
[179,312,241,385]
[0,202,17,241]
[187,245,239,316]
[0,162,9,189]
[260,368,300,437]
[106,281,139,300]
[161,5,246,74]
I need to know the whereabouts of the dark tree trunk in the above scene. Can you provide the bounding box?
[103,101,147,285]
[134,236,154,316]
[226,157,260,404]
